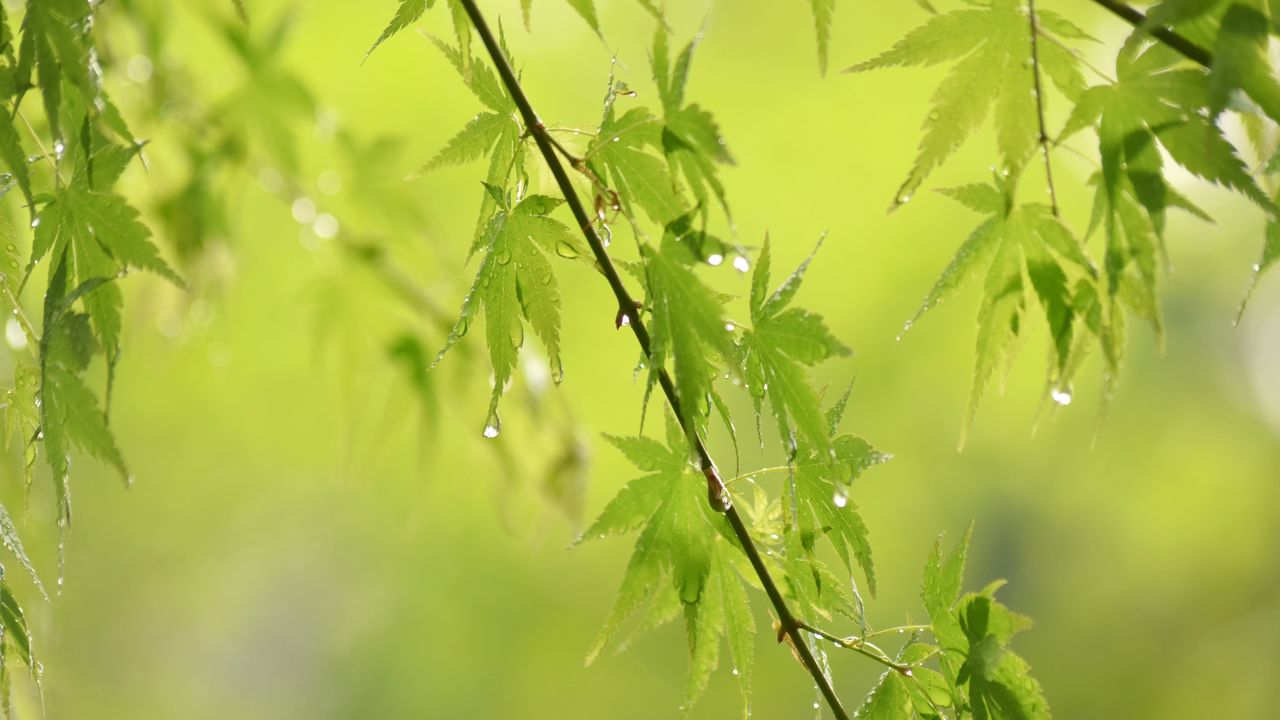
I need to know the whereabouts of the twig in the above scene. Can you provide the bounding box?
[455,1,851,717]
[1088,0,1213,68]
[1027,0,1060,217]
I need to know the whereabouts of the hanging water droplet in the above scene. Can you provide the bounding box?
[551,355,564,385]
[1050,386,1073,406]
[732,255,750,272]
[896,192,912,205]
[724,322,735,332]
[30,217,40,229]
[832,486,849,508]
[509,321,524,350]
[618,312,631,327]
[731,667,739,676]
[482,411,501,439]
[903,668,913,676]
[53,139,65,160]
[707,253,725,266]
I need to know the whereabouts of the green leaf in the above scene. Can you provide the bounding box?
[850,1,1084,208]
[366,0,433,60]
[1210,4,1280,123]
[809,0,837,75]
[650,26,734,218]
[643,236,737,435]
[742,237,851,454]
[583,422,751,713]
[589,107,686,225]
[419,112,515,172]
[433,196,572,434]
[0,580,35,685]
[853,670,912,719]
[0,504,45,600]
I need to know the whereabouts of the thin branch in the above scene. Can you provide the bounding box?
[1088,0,1213,68]
[1027,0,1060,217]
[797,621,914,674]
[454,1,850,718]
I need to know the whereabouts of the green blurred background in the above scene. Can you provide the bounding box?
[1,0,1276,717]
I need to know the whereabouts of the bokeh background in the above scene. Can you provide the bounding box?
[0,0,1276,718]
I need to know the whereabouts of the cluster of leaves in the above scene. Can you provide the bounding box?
[0,0,200,701]
[852,0,1280,438]
[853,528,1048,720]
[374,2,1054,717]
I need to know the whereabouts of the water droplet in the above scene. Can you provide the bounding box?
[1050,386,1073,406]
[813,702,820,710]
[508,321,524,349]
[898,628,905,634]
[731,667,739,676]
[5,317,27,351]
[903,668,913,676]
[928,110,941,121]
[732,255,750,272]
[550,356,564,384]
[30,217,40,229]
[896,192,912,205]
[618,312,631,327]
[707,253,725,266]
[556,240,579,259]
[832,487,849,508]
[53,139,65,159]
[482,412,501,439]
[724,322,736,332]
[770,533,780,541]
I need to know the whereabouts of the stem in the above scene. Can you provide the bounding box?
[797,622,913,675]
[1026,0,1060,218]
[1087,0,1213,68]
[455,2,850,718]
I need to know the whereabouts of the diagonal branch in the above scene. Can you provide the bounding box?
[455,1,850,717]
[1088,0,1213,68]
[1027,0,1060,217]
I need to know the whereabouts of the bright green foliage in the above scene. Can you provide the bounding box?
[366,0,434,59]
[742,236,850,455]
[650,27,734,220]
[907,175,1097,441]
[641,226,739,436]
[809,0,837,75]
[1062,35,1273,332]
[582,423,753,713]
[424,37,526,255]
[847,1,1085,208]
[917,528,1050,720]
[587,105,686,225]
[432,195,577,435]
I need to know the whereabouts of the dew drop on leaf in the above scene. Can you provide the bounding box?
[30,217,40,229]
[707,253,725,266]
[733,255,750,272]
[556,240,579,259]
[1050,386,1073,406]
[495,246,512,264]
